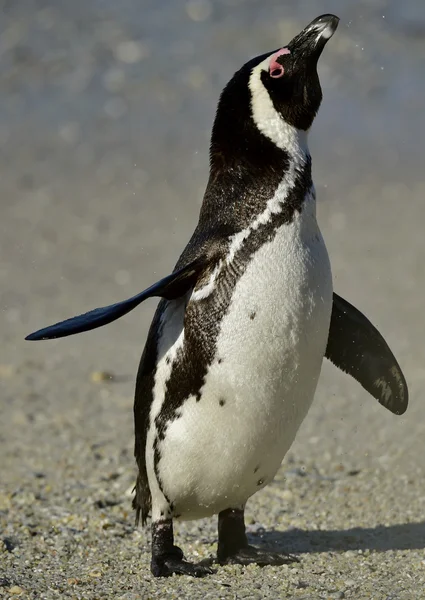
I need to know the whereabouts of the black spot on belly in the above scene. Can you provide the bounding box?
[218,358,223,364]
[249,311,256,320]
[257,478,265,486]
[219,398,226,407]
[165,356,171,365]
[254,465,260,474]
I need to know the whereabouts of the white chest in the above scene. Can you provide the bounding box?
[148,194,333,519]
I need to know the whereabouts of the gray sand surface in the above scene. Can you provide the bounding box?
[1,2,425,598]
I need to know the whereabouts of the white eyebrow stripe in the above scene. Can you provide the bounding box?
[248,58,308,152]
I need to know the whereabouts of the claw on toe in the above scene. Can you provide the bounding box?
[219,544,298,567]
[151,555,215,578]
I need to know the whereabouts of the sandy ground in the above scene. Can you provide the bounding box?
[1,1,425,598]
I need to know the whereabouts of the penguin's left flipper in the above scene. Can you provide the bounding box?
[25,257,204,341]
[325,293,408,415]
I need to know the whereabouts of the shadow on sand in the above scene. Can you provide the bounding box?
[250,521,425,554]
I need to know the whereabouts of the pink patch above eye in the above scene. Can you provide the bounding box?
[269,47,290,79]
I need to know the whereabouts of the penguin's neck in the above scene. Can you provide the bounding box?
[202,122,311,232]
[209,107,310,174]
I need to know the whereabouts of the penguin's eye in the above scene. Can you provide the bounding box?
[270,65,284,79]
[267,47,290,80]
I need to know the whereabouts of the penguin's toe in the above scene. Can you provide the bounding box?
[219,544,298,567]
[151,553,215,578]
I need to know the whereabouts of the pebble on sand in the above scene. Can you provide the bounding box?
[9,587,25,596]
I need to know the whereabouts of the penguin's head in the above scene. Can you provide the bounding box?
[253,14,339,131]
[211,15,339,163]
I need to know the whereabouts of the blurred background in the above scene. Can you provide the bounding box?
[1,0,424,595]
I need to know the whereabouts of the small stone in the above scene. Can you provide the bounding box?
[3,536,18,552]
[67,578,78,585]
[281,489,294,501]
[88,570,102,578]
[124,485,135,497]
[90,371,115,383]
[9,586,25,596]
[348,469,361,476]
[94,497,121,509]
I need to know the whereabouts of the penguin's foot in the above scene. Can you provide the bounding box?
[151,546,215,577]
[150,518,215,578]
[217,507,298,567]
[218,544,298,566]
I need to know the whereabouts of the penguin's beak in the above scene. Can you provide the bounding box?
[287,14,339,62]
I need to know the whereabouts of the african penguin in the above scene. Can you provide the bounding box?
[27,14,408,578]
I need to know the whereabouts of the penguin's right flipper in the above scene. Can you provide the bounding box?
[325,293,408,415]
[25,258,204,341]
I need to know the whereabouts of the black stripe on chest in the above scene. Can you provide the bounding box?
[153,157,312,486]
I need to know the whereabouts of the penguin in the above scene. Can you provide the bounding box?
[26,14,408,578]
